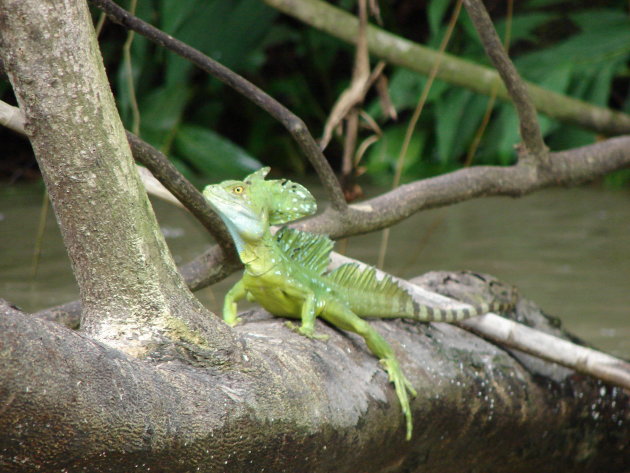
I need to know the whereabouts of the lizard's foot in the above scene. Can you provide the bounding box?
[224,316,243,328]
[380,357,417,441]
[285,321,329,341]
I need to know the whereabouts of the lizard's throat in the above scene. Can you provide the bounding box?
[239,234,279,277]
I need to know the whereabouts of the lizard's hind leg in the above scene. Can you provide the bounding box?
[321,301,417,440]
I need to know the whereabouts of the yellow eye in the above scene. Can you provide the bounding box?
[233,186,244,194]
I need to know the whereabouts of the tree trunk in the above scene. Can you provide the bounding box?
[0,0,234,359]
[1,275,628,472]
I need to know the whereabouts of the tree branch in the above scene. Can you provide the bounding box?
[3,96,630,303]
[263,0,630,136]
[125,132,236,256]
[463,0,548,164]
[2,295,629,471]
[88,0,347,211]
[302,136,630,238]
[178,136,630,288]
[323,254,630,391]
[0,99,24,133]
[0,98,238,260]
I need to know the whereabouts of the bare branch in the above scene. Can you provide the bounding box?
[125,132,237,256]
[0,99,237,259]
[88,0,347,211]
[320,0,371,150]
[3,98,630,294]
[264,0,630,136]
[0,99,24,133]
[306,136,630,238]
[463,0,548,163]
[378,0,463,268]
[463,314,630,390]
[326,253,630,391]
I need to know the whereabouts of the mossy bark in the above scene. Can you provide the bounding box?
[1,275,628,472]
[0,0,234,358]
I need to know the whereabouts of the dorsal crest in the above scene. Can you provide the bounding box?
[245,167,316,225]
[275,227,333,275]
[327,263,410,299]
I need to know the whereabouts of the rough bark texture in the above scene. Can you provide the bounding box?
[1,273,628,472]
[0,0,234,358]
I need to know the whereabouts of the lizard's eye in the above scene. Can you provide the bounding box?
[233,186,244,195]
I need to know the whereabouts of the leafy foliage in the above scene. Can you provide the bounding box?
[363,4,630,181]
[90,0,630,185]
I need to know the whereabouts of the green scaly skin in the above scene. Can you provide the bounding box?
[203,167,512,440]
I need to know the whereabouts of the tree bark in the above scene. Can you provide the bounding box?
[1,275,628,472]
[0,0,234,359]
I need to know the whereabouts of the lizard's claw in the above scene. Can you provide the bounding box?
[285,321,329,341]
[224,316,243,328]
[380,357,417,441]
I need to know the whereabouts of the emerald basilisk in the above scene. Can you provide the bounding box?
[203,167,510,439]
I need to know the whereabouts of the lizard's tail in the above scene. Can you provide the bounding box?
[404,299,513,323]
[330,263,517,322]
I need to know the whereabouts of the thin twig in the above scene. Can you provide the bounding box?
[30,191,49,278]
[377,0,462,269]
[465,0,513,167]
[122,0,140,136]
[0,99,236,257]
[94,12,107,37]
[126,132,236,255]
[463,0,548,163]
[88,0,347,211]
[320,0,370,151]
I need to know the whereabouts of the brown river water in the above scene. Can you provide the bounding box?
[1,183,628,357]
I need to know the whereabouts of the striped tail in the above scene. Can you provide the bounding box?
[327,263,516,322]
[408,300,512,323]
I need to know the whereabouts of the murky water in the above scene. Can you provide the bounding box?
[1,182,628,357]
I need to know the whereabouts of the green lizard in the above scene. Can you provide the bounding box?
[203,167,511,440]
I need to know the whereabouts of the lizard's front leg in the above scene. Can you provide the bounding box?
[223,278,247,327]
[322,301,417,440]
[286,291,329,340]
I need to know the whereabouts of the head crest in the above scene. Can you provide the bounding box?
[244,168,316,224]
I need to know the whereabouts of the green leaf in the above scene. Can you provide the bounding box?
[516,15,630,79]
[162,0,278,85]
[434,89,488,163]
[159,0,203,34]
[174,124,261,179]
[138,83,192,149]
[494,12,555,44]
[570,9,629,33]
[428,0,452,35]
[387,69,448,112]
[365,124,426,182]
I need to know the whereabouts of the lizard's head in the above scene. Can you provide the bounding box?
[203,167,316,248]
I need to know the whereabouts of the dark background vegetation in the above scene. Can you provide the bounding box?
[2,0,629,185]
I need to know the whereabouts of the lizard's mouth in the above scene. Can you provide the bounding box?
[202,185,265,243]
[206,192,255,222]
